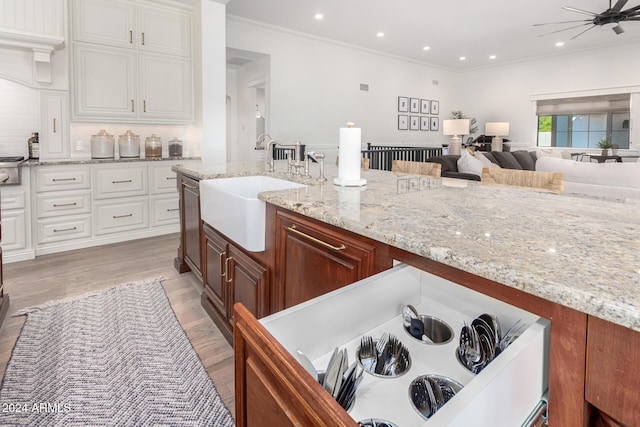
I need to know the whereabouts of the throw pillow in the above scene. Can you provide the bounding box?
[457,149,483,177]
[492,152,523,170]
[511,150,536,171]
[536,148,564,159]
[474,152,500,169]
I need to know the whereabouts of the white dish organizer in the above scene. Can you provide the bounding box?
[261,264,550,426]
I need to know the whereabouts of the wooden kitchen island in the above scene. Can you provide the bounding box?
[173,161,640,427]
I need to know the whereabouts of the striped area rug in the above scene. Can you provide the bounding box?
[0,278,235,426]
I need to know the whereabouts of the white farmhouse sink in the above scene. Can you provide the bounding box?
[200,176,306,252]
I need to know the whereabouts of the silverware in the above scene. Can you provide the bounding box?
[323,348,339,395]
[295,349,318,382]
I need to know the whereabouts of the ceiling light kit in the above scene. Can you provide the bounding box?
[535,0,640,40]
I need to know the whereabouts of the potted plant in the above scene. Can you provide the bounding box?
[597,139,612,156]
[611,143,620,156]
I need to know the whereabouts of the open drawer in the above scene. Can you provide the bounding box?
[258,264,550,426]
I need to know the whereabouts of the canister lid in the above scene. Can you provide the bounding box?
[92,129,113,138]
[119,130,139,138]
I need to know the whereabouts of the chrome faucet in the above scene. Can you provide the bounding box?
[256,133,272,148]
[307,151,326,181]
[265,139,304,173]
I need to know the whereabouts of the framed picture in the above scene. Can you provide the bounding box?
[430,117,439,131]
[430,100,440,115]
[410,116,420,131]
[420,99,430,114]
[398,115,408,130]
[410,98,420,113]
[398,97,409,112]
[420,116,430,131]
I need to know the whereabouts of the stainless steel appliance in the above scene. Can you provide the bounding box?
[0,156,26,185]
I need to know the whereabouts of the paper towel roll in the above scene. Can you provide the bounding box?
[334,123,367,186]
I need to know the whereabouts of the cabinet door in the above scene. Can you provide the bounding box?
[181,176,202,279]
[73,44,137,119]
[139,54,192,121]
[274,210,377,310]
[72,0,136,49]
[40,91,69,159]
[228,243,269,324]
[204,225,228,318]
[138,6,191,56]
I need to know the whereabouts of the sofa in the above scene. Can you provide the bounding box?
[426,150,537,181]
[536,156,640,200]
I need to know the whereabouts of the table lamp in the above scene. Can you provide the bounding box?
[485,122,509,152]
[442,119,470,155]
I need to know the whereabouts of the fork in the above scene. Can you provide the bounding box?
[359,335,377,372]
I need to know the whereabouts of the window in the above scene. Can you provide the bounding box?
[536,94,630,148]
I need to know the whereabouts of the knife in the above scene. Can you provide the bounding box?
[332,349,348,398]
[322,348,339,395]
[295,349,318,382]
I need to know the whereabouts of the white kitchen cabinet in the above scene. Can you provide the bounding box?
[93,164,148,199]
[70,0,193,123]
[0,170,33,263]
[39,90,70,159]
[149,162,179,194]
[35,166,91,192]
[259,264,550,426]
[150,194,179,227]
[94,196,148,235]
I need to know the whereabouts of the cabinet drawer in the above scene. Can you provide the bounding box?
[0,189,26,210]
[94,165,148,199]
[150,195,179,226]
[36,166,91,192]
[150,164,178,194]
[94,197,148,235]
[0,210,27,251]
[258,265,550,426]
[37,215,92,245]
[37,190,92,218]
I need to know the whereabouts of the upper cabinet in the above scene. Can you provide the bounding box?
[70,0,193,123]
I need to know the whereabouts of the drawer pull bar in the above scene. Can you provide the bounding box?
[288,225,346,251]
[143,100,147,113]
[183,182,197,190]
[53,202,78,208]
[129,30,133,44]
[53,118,57,133]
[113,213,133,219]
[131,99,134,112]
[112,179,133,184]
[219,252,226,278]
[167,208,179,212]
[54,226,77,233]
[52,177,76,182]
[166,176,177,180]
[141,32,145,45]
[225,257,234,283]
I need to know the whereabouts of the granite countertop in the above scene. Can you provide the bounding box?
[25,157,201,167]
[173,161,640,332]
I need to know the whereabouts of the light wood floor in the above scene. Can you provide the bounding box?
[0,234,235,417]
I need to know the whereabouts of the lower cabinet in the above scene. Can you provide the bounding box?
[203,223,269,343]
[273,207,391,311]
[176,174,202,280]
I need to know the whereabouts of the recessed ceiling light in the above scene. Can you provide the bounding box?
[377,32,385,37]
[555,42,564,47]
[314,13,323,20]
[459,56,466,61]
[489,55,497,60]
[423,46,430,51]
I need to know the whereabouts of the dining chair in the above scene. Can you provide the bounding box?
[481,168,564,194]
[391,160,442,178]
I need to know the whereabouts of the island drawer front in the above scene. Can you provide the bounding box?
[94,197,148,235]
[258,264,550,427]
[36,166,91,192]
[37,215,92,245]
[36,190,92,218]
[93,165,148,199]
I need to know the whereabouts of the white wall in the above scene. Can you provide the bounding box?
[227,17,456,161]
[454,41,640,150]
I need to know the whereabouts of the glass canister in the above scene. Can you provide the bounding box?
[118,130,140,158]
[91,129,115,159]
[168,137,183,158]
[145,134,163,159]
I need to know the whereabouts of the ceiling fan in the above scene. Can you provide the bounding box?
[535,0,640,39]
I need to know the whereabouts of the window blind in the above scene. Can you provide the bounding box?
[536,93,630,115]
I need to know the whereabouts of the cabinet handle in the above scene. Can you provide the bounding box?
[287,225,346,251]
[54,226,77,233]
[225,256,234,283]
[143,100,146,113]
[141,32,145,45]
[52,177,76,182]
[113,213,133,219]
[131,99,135,112]
[53,202,77,208]
[183,182,197,190]
[53,118,57,133]
[219,252,226,278]
[112,179,132,184]
[166,208,179,212]
[129,30,133,44]
[166,176,177,180]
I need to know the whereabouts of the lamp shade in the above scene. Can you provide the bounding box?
[485,122,510,137]
[442,119,470,136]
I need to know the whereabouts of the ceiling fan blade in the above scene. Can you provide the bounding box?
[538,22,592,37]
[611,0,628,12]
[612,23,625,34]
[562,6,598,16]
[621,5,640,14]
[570,25,597,40]
[533,19,592,27]
[626,17,640,20]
